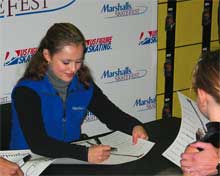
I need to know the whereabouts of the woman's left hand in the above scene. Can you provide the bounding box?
[180,142,219,176]
[132,125,149,144]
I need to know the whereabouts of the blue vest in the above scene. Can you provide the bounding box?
[10,76,93,149]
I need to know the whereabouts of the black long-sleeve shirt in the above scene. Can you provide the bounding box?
[13,83,143,161]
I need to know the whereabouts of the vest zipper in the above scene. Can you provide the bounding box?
[59,90,66,140]
[56,91,67,140]
[62,103,67,139]
[62,89,72,140]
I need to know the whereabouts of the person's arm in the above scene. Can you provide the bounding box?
[0,157,23,176]
[88,83,148,136]
[13,87,88,161]
[181,141,219,176]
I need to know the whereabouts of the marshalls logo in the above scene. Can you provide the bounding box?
[101,1,148,18]
[101,66,147,83]
[0,0,76,19]
[133,96,156,111]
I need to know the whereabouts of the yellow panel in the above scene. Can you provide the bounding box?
[156,94,164,119]
[158,0,167,3]
[211,0,219,41]
[158,3,167,49]
[157,91,197,119]
[173,45,202,90]
[157,50,166,94]
[210,41,220,49]
[156,0,219,120]
[172,90,197,118]
[175,0,203,46]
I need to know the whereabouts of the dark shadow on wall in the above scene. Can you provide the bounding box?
[0,103,11,150]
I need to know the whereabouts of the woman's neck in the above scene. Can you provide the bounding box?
[46,67,69,102]
[207,103,220,122]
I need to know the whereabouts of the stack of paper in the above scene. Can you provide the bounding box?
[0,131,155,176]
[162,92,209,167]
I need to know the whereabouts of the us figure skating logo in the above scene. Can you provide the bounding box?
[3,48,37,66]
[86,36,112,53]
[139,30,157,46]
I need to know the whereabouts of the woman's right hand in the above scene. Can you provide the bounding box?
[0,157,24,176]
[88,145,111,164]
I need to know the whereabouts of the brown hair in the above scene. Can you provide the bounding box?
[192,50,220,104]
[21,23,92,88]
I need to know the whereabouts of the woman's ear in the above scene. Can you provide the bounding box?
[197,88,208,106]
[42,49,51,63]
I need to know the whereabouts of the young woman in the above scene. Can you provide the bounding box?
[9,23,148,164]
[180,50,220,176]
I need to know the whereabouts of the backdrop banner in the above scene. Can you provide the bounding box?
[0,0,158,136]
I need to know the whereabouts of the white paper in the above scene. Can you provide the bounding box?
[0,131,155,175]
[162,92,209,167]
[0,150,54,176]
[71,131,155,165]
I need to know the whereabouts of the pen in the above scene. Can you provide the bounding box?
[110,147,118,152]
[86,141,118,152]
[95,138,117,151]
[16,154,32,167]
[110,153,144,158]
[187,99,207,133]
[94,137,102,145]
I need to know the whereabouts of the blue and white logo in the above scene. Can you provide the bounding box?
[101,2,148,18]
[0,0,76,19]
[101,66,147,84]
[133,96,156,111]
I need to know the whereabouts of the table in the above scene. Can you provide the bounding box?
[42,117,182,175]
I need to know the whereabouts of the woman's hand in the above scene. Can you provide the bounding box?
[0,157,23,176]
[88,145,111,164]
[132,125,149,144]
[180,142,219,176]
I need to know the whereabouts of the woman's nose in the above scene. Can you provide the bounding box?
[69,63,77,72]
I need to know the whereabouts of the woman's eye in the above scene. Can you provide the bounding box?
[63,61,70,65]
[76,61,83,64]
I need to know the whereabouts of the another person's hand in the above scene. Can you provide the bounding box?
[0,157,23,176]
[180,142,219,176]
[88,145,111,164]
[132,125,149,144]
